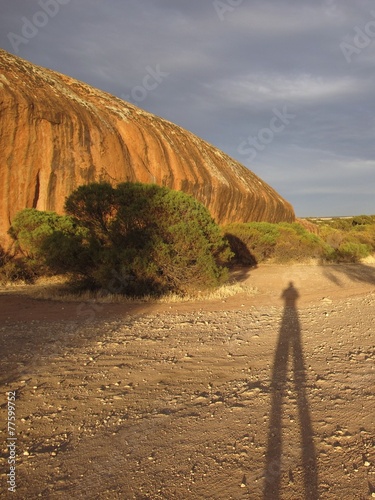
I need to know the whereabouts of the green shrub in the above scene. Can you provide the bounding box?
[9,183,232,296]
[318,221,375,261]
[64,183,116,244]
[8,208,89,279]
[224,222,280,264]
[334,242,372,262]
[223,233,257,266]
[221,217,375,265]
[224,222,327,264]
[351,225,375,251]
[8,208,87,260]
[274,224,325,262]
[318,226,345,249]
[351,215,374,226]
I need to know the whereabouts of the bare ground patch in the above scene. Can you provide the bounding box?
[0,264,374,499]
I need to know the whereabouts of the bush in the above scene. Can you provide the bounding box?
[0,258,38,285]
[318,221,375,261]
[0,244,40,284]
[318,226,345,250]
[9,209,87,260]
[224,222,327,264]
[64,183,116,244]
[9,183,232,296]
[351,225,375,252]
[224,234,258,266]
[334,242,372,263]
[225,218,375,265]
[274,224,325,262]
[224,222,280,264]
[8,208,89,279]
[351,215,375,226]
[0,245,9,268]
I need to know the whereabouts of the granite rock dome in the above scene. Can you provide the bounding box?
[0,49,294,247]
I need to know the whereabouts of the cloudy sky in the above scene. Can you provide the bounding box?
[1,0,374,216]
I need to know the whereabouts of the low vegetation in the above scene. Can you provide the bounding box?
[224,216,375,265]
[4,183,232,296]
[1,181,374,296]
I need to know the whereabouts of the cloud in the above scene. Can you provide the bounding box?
[206,73,364,109]
[0,0,373,216]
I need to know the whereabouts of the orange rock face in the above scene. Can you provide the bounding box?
[0,49,294,247]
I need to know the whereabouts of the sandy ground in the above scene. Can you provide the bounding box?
[0,263,374,499]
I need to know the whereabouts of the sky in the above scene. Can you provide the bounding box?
[0,0,374,217]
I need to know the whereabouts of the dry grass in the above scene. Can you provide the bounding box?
[156,282,258,303]
[0,277,258,304]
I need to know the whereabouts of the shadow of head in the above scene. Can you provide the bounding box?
[281,281,300,307]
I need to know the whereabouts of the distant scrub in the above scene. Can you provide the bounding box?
[224,222,326,264]
[7,183,232,295]
[310,216,375,262]
[333,242,372,262]
[224,217,375,265]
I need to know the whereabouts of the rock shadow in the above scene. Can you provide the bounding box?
[263,282,318,499]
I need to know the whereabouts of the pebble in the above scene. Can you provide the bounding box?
[3,290,374,498]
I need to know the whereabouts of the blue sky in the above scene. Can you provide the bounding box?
[1,0,374,216]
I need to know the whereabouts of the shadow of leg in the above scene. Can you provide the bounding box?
[263,283,318,499]
[293,334,319,499]
[263,310,291,499]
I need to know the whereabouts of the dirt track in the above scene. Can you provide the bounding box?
[0,264,374,499]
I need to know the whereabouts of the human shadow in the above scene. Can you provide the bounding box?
[263,282,318,499]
